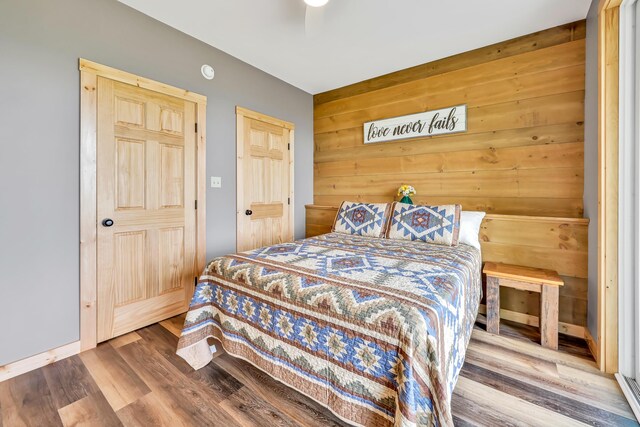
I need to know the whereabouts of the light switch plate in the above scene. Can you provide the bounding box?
[210,176,222,188]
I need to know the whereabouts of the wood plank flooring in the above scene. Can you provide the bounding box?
[0,315,636,426]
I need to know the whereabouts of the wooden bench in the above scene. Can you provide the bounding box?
[482,262,564,350]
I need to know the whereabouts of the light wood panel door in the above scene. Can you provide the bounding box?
[96,77,197,342]
[237,107,294,252]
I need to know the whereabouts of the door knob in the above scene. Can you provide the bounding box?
[102,218,114,227]
[245,210,253,216]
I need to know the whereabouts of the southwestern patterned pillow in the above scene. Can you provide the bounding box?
[386,202,461,246]
[332,201,391,238]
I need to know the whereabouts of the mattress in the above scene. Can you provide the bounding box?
[176,232,482,426]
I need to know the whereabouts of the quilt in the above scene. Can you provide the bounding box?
[176,233,482,426]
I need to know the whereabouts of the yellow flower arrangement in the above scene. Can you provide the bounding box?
[397,185,416,204]
[397,184,416,197]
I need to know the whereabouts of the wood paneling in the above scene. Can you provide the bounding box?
[116,139,146,209]
[158,227,185,293]
[305,205,589,333]
[113,231,146,305]
[311,22,588,334]
[160,108,183,134]
[314,195,585,218]
[159,144,184,208]
[315,142,584,178]
[315,65,585,134]
[115,97,145,127]
[315,43,585,120]
[314,21,586,104]
[315,167,583,199]
[313,22,586,219]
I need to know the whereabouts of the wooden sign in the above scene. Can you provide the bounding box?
[363,104,467,144]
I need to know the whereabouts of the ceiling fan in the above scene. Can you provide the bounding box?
[303,0,331,36]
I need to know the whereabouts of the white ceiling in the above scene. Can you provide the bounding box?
[118,0,592,94]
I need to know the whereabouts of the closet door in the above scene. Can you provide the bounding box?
[236,108,294,252]
[96,77,197,342]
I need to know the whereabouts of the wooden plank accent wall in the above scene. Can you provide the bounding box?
[313,21,586,218]
[305,205,589,336]
[311,21,588,334]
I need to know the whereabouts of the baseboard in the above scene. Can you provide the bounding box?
[0,341,81,383]
[584,327,599,365]
[478,304,585,339]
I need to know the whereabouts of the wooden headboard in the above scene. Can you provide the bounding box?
[305,204,588,338]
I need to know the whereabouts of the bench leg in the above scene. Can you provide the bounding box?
[486,277,500,335]
[540,285,559,350]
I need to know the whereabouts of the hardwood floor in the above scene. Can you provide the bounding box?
[0,315,636,427]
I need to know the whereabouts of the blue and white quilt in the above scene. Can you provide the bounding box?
[177,233,482,426]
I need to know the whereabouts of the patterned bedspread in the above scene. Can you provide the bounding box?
[176,233,482,426]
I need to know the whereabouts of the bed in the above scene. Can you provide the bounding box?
[176,229,482,426]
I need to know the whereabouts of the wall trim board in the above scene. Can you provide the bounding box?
[314,21,585,105]
[0,341,80,383]
[305,204,590,225]
[79,59,207,352]
[79,59,207,104]
[289,129,296,243]
[80,70,98,352]
[597,0,621,373]
[585,326,600,364]
[236,106,295,130]
[315,44,586,121]
[315,90,586,137]
[196,102,207,278]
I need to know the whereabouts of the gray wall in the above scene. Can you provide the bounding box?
[585,0,598,338]
[0,0,313,365]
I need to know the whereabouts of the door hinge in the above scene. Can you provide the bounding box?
[288,143,290,150]
[195,200,198,210]
[288,197,290,205]
[195,123,198,133]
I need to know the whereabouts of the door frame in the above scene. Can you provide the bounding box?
[79,59,207,351]
[597,0,622,373]
[235,106,295,251]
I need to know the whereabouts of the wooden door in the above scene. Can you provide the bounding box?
[96,77,197,342]
[237,107,294,252]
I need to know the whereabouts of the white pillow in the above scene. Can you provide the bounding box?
[458,211,486,250]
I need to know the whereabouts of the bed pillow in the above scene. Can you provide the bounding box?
[332,201,392,238]
[458,211,486,250]
[386,202,461,246]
